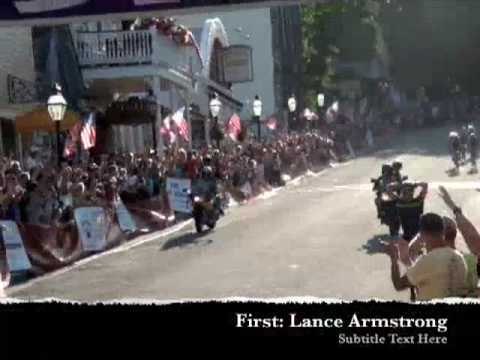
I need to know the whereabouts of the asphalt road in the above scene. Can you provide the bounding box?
[7,125,480,302]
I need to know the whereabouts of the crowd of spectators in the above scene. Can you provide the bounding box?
[0,130,339,228]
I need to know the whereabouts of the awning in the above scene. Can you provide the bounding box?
[0,103,40,120]
[15,107,80,134]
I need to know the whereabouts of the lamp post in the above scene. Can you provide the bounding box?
[47,84,67,167]
[253,95,262,140]
[209,93,222,148]
[287,95,297,133]
[317,93,325,130]
[147,91,158,154]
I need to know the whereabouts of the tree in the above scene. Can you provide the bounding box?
[301,0,390,108]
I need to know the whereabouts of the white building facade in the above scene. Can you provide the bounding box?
[72,16,244,153]
[177,7,275,123]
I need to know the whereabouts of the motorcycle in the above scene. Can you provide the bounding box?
[191,194,222,234]
[371,176,408,236]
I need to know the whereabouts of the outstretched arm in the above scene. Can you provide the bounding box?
[439,186,480,256]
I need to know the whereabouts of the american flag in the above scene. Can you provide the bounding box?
[266,116,278,131]
[80,113,96,150]
[172,107,189,141]
[160,113,176,144]
[63,120,82,158]
[226,113,241,141]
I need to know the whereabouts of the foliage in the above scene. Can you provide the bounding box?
[301,0,390,108]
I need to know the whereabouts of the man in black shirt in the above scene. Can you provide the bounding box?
[389,182,428,242]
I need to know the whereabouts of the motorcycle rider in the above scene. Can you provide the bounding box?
[373,164,394,217]
[391,161,404,183]
[387,181,428,242]
[468,125,478,173]
[460,125,468,162]
[373,164,401,236]
[192,166,223,216]
[449,131,461,172]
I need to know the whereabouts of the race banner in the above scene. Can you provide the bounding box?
[0,221,32,272]
[166,177,192,214]
[74,207,108,252]
[115,200,138,233]
[0,1,294,23]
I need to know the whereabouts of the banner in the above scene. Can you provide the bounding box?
[0,1,287,23]
[74,207,108,252]
[220,45,254,83]
[0,221,32,272]
[115,200,138,233]
[166,178,192,214]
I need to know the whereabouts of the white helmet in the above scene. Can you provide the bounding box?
[449,131,459,138]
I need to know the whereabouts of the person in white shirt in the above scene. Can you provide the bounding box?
[385,212,468,301]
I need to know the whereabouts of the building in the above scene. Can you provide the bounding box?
[179,4,304,133]
[71,16,243,153]
[0,26,38,156]
[178,8,275,122]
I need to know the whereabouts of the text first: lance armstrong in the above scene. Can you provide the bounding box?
[235,313,448,333]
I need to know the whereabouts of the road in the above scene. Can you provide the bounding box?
[7,125,480,302]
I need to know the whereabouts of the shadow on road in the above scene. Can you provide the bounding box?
[161,231,213,251]
[360,234,390,255]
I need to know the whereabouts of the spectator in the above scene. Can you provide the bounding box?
[385,213,468,301]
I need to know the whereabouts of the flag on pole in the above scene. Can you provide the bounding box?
[80,113,96,150]
[226,113,242,141]
[172,106,188,141]
[266,115,278,130]
[160,114,176,144]
[63,120,82,158]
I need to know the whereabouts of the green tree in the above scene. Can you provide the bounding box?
[302,0,389,108]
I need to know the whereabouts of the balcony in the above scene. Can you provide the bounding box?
[76,30,154,67]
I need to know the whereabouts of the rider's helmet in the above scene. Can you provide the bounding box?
[381,164,393,176]
[392,161,403,172]
[468,124,476,134]
[202,166,213,179]
[449,131,459,138]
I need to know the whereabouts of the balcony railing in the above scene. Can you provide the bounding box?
[76,30,153,67]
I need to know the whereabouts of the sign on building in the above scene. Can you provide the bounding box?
[220,45,254,84]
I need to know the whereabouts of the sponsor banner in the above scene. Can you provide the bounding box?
[115,200,138,233]
[74,207,108,252]
[166,178,192,214]
[0,1,291,23]
[0,221,32,272]
[220,45,254,84]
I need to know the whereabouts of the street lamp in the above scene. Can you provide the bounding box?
[288,95,297,133]
[147,90,158,154]
[209,93,223,148]
[47,84,67,167]
[253,95,262,140]
[317,93,325,130]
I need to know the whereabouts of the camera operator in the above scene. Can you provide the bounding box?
[387,181,428,242]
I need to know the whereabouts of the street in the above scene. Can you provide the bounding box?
[6,126,478,302]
